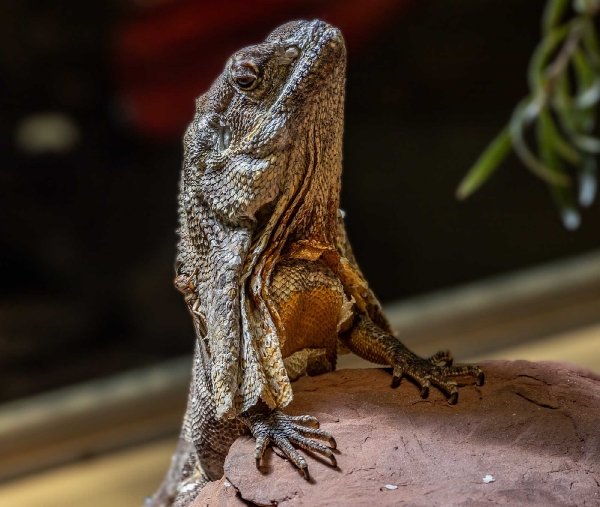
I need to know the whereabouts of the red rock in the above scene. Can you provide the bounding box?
[190,477,246,506]
[194,361,600,506]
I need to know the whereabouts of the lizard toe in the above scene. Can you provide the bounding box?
[441,364,485,382]
[254,434,270,466]
[394,351,482,404]
[288,433,338,467]
[243,409,338,478]
[428,350,453,367]
[289,422,336,446]
[287,414,320,428]
[272,433,310,477]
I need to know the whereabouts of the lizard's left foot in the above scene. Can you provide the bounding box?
[391,349,484,405]
[241,408,337,480]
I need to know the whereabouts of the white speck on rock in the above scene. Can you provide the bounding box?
[224,482,231,487]
[483,475,495,484]
[384,484,398,490]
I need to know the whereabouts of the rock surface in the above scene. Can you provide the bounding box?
[193,361,600,506]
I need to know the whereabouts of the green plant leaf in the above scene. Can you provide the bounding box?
[528,23,571,92]
[537,115,580,229]
[510,99,570,185]
[543,0,571,33]
[576,77,600,108]
[552,67,574,110]
[539,109,584,164]
[582,17,600,66]
[458,0,599,227]
[572,48,600,110]
[579,155,597,206]
[456,127,512,199]
[555,77,600,152]
[572,134,600,152]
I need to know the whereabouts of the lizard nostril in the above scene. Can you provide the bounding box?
[285,47,299,59]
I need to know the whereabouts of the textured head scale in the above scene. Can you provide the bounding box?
[177,20,347,418]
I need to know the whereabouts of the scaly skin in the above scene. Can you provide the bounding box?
[146,20,483,507]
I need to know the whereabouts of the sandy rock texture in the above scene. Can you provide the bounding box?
[193,361,600,506]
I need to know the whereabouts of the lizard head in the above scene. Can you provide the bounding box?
[182,20,346,233]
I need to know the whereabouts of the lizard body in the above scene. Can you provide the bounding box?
[146,20,483,507]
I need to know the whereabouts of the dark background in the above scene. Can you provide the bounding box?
[2,0,599,403]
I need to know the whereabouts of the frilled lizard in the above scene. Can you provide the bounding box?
[146,20,484,507]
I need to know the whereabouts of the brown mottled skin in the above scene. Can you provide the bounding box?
[146,20,484,507]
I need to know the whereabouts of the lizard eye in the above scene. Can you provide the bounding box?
[235,75,257,89]
[230,57,261,91]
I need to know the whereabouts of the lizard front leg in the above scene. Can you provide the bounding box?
[146,340,246,507]
[342,315,484,404]
[239,403,338,480]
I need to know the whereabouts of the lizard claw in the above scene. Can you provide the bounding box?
[302,466,310,481]
[328,436,337,450]
[392,349,484,404]
[243,409,337,478]
[448,391,459,405]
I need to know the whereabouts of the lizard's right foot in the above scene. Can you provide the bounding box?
[242,409,337,480]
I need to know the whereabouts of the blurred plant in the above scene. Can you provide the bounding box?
[456,0,600,230]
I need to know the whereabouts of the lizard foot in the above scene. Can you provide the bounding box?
[391,349,484,405]
[242,408,337,480]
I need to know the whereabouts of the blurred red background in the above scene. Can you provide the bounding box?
[114,0,411,138]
